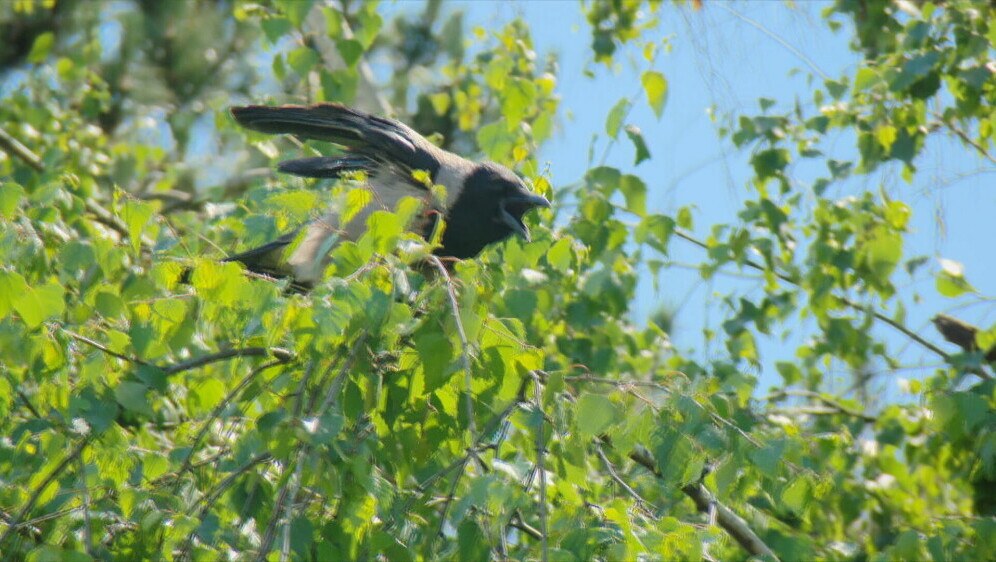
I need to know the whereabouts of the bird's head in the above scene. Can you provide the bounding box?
[439,161,551,259]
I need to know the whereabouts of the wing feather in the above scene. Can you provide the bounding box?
[231,103,443,175]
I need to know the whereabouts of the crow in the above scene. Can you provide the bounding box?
[209,103,550,290]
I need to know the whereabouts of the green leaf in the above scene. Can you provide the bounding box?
[477,119,514,162]
[122,199,155,255]
[281,0,314,27]
[653,429,704,486]
[605,98,631,139]
[749,438,785,476]
[0,270,28,318]
[751,148,791,180]
[623,125,651,165]
[619,174,647,217]
[0,183,25,216]
[936,258,976,297]
[634,214,675,254]
[336,38,364,68]
[261,17,292,44]
[576,394,617,437]
[288,47,319,76]
[266,189,319,222]
[115,381,154,417]
[890,51,940,92]
[781,477,812,513]
[14,280,65,328]
[416,331,454,394]
[503,77,537,126]
[547,238,573,272]
[875,125,898,151]
[641,70,668,118]
[28,32,55,64]
[860,227,902,284]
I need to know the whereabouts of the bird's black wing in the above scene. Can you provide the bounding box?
[231,103,442,178]
[276,155,375,179]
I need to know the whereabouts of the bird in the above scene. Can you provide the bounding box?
[211,103,551,290]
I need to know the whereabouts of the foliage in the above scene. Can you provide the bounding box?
[1,0,994,560]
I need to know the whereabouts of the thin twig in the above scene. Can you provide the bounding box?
[0,437,91,549]
[429,255,477,440]
[315,332,368,416]
[171,358,289,495]
[176,452,273,561]
[594,443,654,515]
[931,114,996,166]
[430,455,472,549]
[509,512,543,540]
[533,373,549,561]
[416,376,532,550]
[765,389,877,422]
[564,373,766,449]
[164,347,293,375]
[63,329,151,366]
[672,228,955,366]
[77,455,93,557]
[14,387,43,420]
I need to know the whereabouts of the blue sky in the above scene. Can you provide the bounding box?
[433,1,996,397]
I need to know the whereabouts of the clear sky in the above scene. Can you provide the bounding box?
[428,1,996,399]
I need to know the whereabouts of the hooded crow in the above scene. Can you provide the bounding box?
[218,103,550,289]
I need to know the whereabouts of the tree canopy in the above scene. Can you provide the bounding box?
[1,0,994,560]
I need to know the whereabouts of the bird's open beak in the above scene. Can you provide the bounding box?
[500,194,551,242]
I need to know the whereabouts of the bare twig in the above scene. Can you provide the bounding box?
[931,114,996,166]
[163,346,293,375]
[594,443,654,515]
[63,329,151,367]
[509,512,543,540]
[429,255,477,440]
[765,389,877,422]
[627,448,778,560]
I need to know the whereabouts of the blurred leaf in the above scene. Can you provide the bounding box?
[577,394,618,437]
[623,125,651,165]
[606,98,630,139]
[27,32,54,64]
[641,70,668,118]
[14,280,65,328]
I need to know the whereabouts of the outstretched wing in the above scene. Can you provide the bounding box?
[230,103,444,177]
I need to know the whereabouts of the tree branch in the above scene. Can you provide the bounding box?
[0,125,44,172]
[627,448,778,560]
